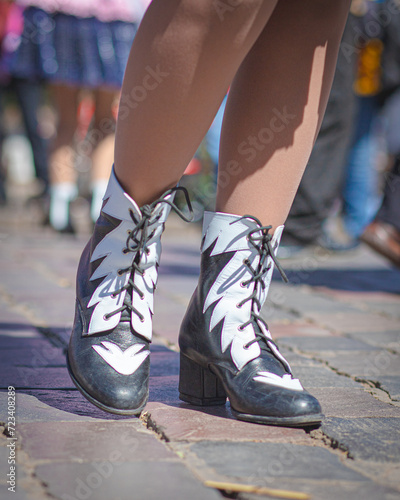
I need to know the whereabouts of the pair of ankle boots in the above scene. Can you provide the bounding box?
[67,169,323,426]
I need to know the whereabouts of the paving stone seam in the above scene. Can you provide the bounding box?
[263,299,346,337]
[342,332,400,355]
[35,327,68,350]
[280,344,400,407]
[140,410,171,443]
[306,427,400,494]
[138,411,232,499]
[313,288,400,321]
[266,284,400,332]
[286,281,400,321]
[266,282,359,313]
[160,440,384,499]
[309,427,400,493]
[308,427,353,461]
[278,344,359,382]
[161,442,222,493]
[0,284,71,353]
[141,401,386,491]
[353,377,400,406]
[1,425,50,499]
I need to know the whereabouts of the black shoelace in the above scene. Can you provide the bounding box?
[104,187,193,324]
[231,215,288,355]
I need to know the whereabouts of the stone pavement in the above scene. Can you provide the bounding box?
[0,193,400,500]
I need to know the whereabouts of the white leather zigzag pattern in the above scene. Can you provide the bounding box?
[86,168,172,338]
[253,372,303,391]
[92,341,150,376]
[202,211,284,371]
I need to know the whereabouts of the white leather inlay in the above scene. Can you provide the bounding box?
[92,341,150,376]
[202,211,286,371]
[86,168,173,337]
[253,371,304,391]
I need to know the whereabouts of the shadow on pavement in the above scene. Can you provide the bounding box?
[279,268,400,294]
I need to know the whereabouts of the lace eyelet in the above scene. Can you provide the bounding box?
[140,294,145,301]
[111,293,116,299]
[236,303,242,309]
[243,258,249,265]
[140,317,145,323]
[237,325,244,332]
[243,344,250,350]
[240,282,246,288]
[103,314,110,321]
[122,248,129,254]
[117,269,124,276]
[146,249,150,256]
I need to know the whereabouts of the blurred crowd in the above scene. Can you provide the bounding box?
[0,0,399,265]
[0,0,149,231]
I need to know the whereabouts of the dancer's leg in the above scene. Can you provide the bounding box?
[90,88,118,221]
[91,88,118,182]
[216,0,351,229]
[115,0,279,206]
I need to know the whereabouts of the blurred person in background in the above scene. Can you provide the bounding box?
[9,0,149,232]
[340,0,387,248]
[0,0,49,205]
[361,0,400,266]
[281,0,400,256]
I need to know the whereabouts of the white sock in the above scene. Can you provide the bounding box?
[49,183,77,230]
[91,179,109,223]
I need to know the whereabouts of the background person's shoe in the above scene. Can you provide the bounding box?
[361,221,400,268]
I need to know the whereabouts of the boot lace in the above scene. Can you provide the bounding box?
[104,187,193,325]
[231,215,288,355]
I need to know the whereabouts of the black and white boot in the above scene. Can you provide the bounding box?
[68,168,191,415]
[179,211,323,427]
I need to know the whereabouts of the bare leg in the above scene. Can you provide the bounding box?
[114,0,279,206]
[90,88,118,221]
[216,0,351,229]
[91,88,118,182]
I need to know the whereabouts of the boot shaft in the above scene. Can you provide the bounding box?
[181,211,286,371]
[78,168,175,338]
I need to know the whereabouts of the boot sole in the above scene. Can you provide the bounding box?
[231,408,324,427]
[66,353,147,416]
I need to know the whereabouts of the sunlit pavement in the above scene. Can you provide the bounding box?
[1,185,399,500]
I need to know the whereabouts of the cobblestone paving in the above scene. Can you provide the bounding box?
[0,195,399,500]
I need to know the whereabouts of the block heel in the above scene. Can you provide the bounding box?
[179,353,227,406]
